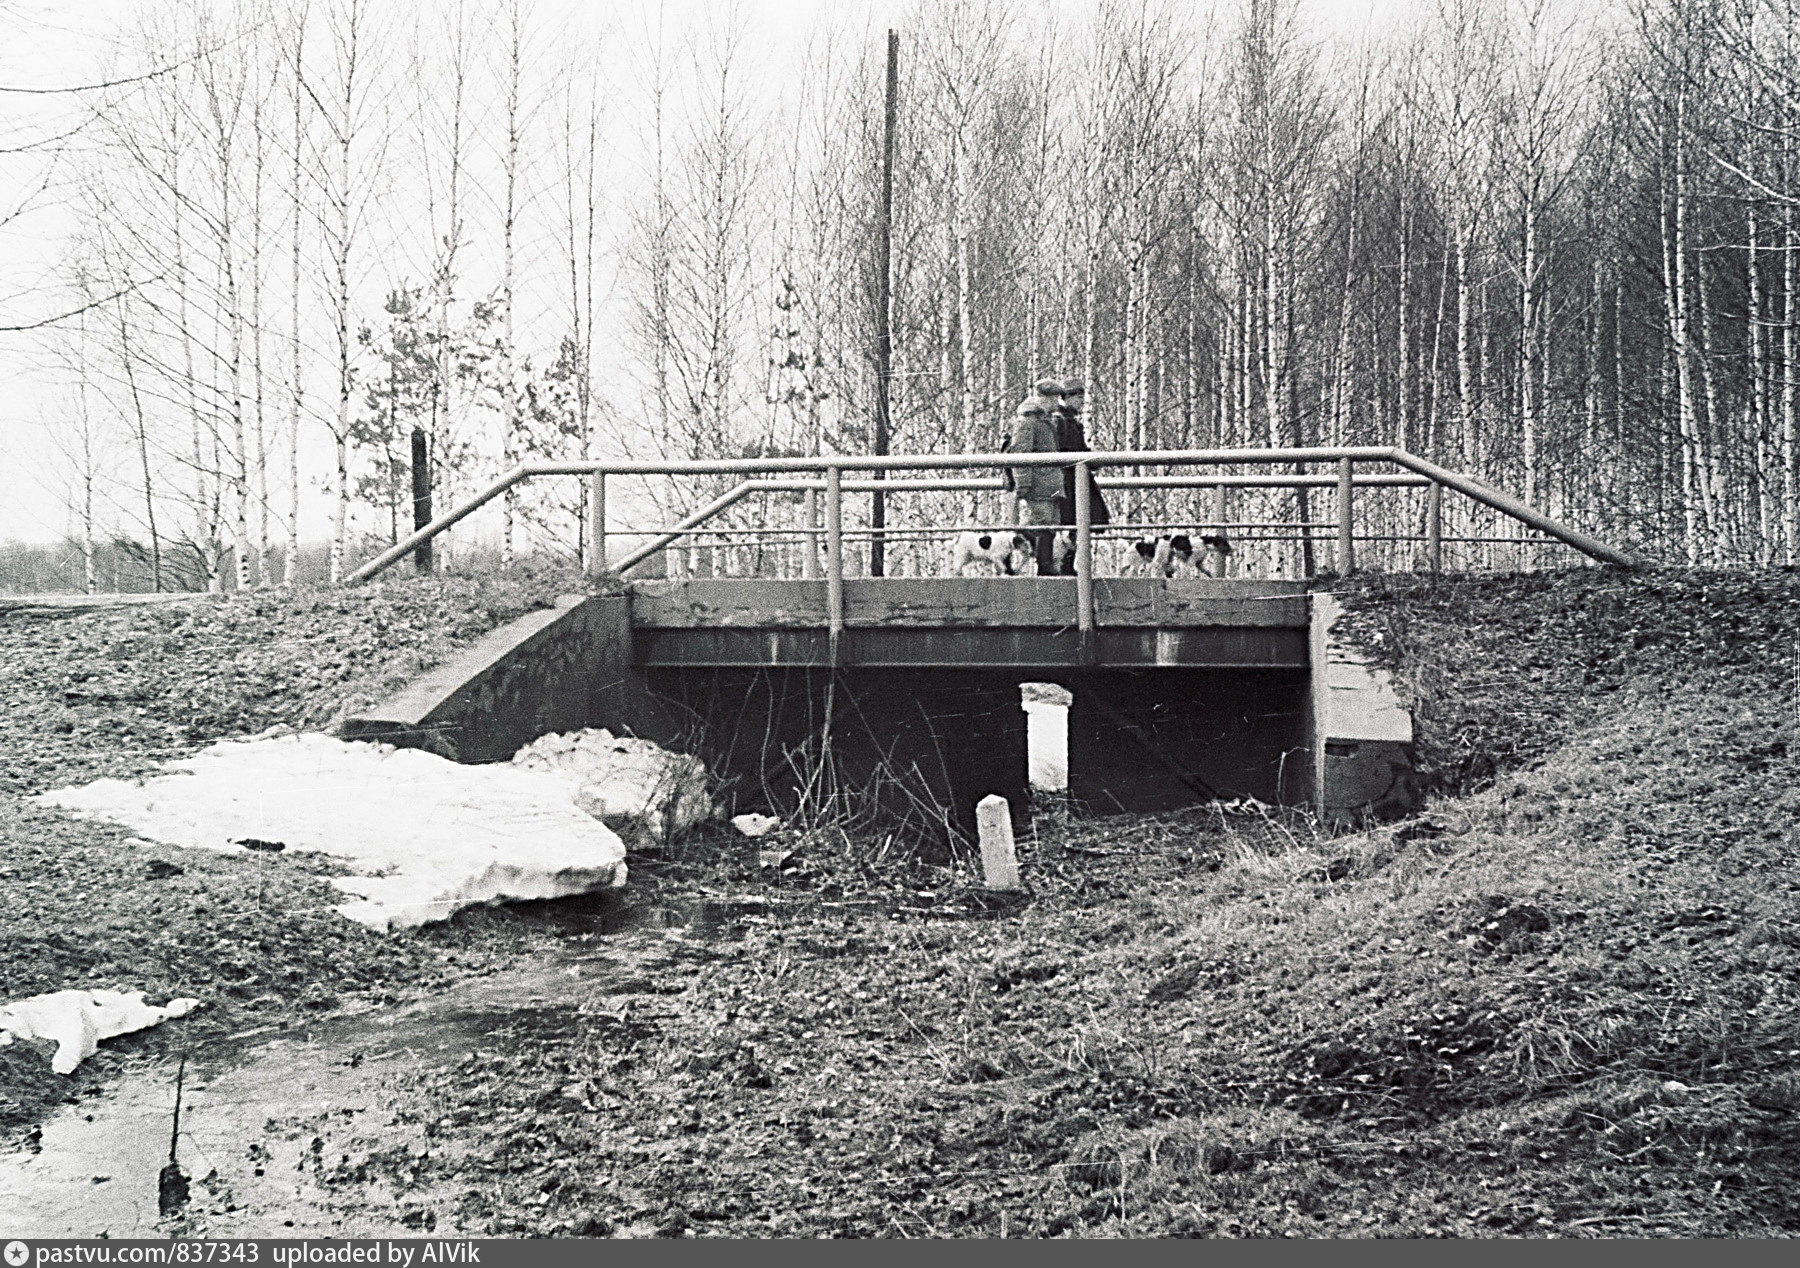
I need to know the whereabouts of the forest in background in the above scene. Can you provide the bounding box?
[12,0,1800,591]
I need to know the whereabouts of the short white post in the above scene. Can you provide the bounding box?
[976,794,1021,891]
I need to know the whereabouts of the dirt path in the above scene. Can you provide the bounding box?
[0,594,212,617]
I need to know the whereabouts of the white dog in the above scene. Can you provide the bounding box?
[1123,533,1233,578]
[1122,537,1170,577]
[952,530,1033,576]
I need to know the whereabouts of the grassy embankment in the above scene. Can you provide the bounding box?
[366,569,1800,1237]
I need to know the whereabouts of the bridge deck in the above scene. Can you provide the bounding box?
[628,578,1310,669]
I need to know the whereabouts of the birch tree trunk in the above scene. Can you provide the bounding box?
[498,2,525,571]
[252,82,270,589]
[1786,199,1797,563]
[173,150,220,593]
[954,138,975,449]
[318,0,370,585]
[427,2,471,570]
[1694,216,1724,550]
[1520,199,1539,509]
[1329,201,1356,447]
[286,12,304,586]
[1664,99,1702,565]
[115,290,162,591]
[1612,268,1627,526]
[1749,204,1769,560]
[203,71,251,594]
[1426,234,1450,462]
[1585,252,1602,509]
[1456,221,1473,469]
[1397,191,1411,453]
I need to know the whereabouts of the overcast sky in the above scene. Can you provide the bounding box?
[0,0,1409,547]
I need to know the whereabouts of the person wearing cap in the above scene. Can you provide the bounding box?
[1001,394,1064,574]
[1051,378,1109,574]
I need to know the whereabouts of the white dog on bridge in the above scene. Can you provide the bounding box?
[952,530,1034,576]
[1122,532,1234,578]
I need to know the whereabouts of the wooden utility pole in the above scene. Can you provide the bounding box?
[411,428,434,574]
[870,28,898,577]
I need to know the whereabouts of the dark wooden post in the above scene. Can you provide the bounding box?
[869,29,898,577]
[410,428,433,574]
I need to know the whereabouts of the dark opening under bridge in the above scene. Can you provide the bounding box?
[342,447,1634,844]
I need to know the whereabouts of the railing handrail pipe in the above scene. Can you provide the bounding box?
[750,473,1433,493]
[345,466,532,585]
[344,446,1637,584]
[1388,451,1636,568]
[607,481,761,576]
[514,445,1400,479]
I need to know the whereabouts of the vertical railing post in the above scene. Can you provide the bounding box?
[825,464,844,664]
[801,487,819,579]
[1210,483,1229,578]
[586,471,606,579]
[1426,479,1443,576]
[1336,456,1355,576]
[1075,460,1095,661]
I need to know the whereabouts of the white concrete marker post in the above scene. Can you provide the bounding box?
[977,794,1021,891]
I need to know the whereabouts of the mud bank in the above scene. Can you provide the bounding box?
[2,893,750,1238]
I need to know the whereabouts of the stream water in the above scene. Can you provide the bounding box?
[0,895,753,1237]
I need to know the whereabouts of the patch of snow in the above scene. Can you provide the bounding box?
[1,989,200,1074]
[34,733,627,932]
[512,728,717,849]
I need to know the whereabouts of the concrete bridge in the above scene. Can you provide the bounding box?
[341,447,1633,846]
[345,574,1404,844]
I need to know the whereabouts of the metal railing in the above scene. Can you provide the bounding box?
[346,447,1637,657]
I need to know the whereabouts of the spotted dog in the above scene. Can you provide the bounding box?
[1123,532,1234,578]
[952,530,1034,576]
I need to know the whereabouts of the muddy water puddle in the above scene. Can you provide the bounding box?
[0,894,760,1237]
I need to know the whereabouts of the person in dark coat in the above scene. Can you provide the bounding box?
[1002,394,1064,575]
[1048,378,1109,574]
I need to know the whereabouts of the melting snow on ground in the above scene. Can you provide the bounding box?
[0,989,200,1074]
[511,728,717,849]
[34,733,629,932]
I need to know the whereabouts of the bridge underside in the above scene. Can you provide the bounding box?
[649,664,1309,855]
[629,578,1312,848]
